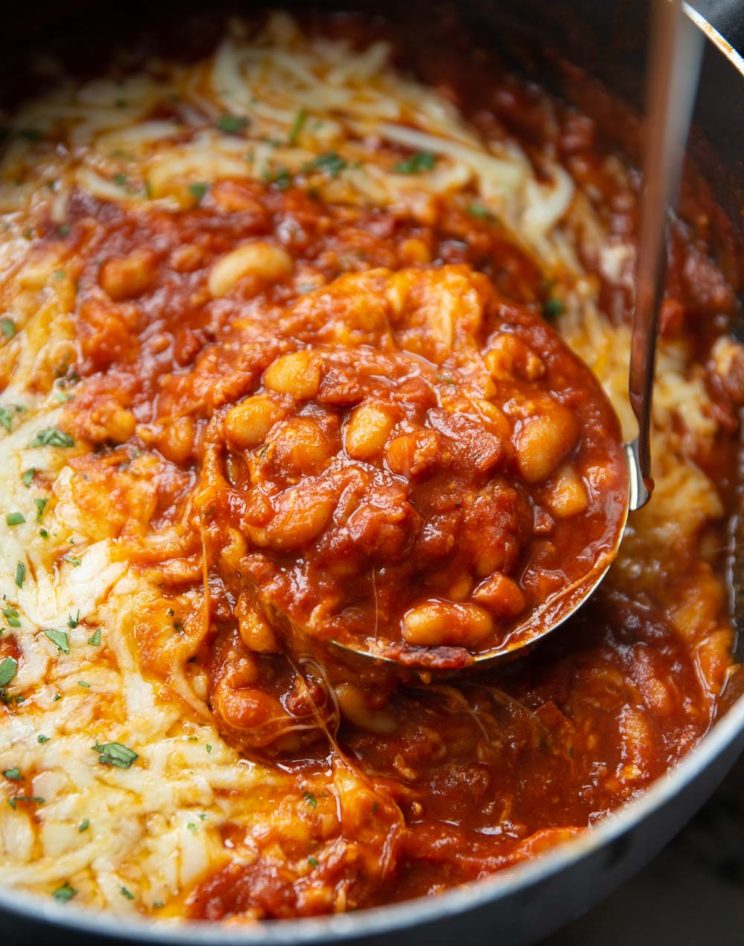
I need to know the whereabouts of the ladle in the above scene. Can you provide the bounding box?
[333,0,704,670]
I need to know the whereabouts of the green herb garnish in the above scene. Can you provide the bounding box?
[188,182,209,203]
[288,108,307,146]
[44,629,70,654]
[15,561,25,588]
[0,658,17,687]
[34,498,47,521]
[88,629,101,647]
[0,318,16,339]
[466,202,495,221]
[92,741,138,769]
[303,791,318,808]
[78,818,90,832]
[311,151,347,178]
[3,768,21,781]
[217,113,248,134]
[22,468,36,487]
[3,607,20,628]
[52,884,76,903]
[543,297,565,320]
[6,512,25,526]
[394,151,436,174]
[30,427,75,448]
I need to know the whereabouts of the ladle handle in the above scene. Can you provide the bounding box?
[628,0,704,511]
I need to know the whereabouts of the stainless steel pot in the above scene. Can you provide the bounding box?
[1,2,743,943]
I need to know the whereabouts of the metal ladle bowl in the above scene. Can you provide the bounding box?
[333,0,703,672]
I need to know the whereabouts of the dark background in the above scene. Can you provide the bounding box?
[544,753,744,945]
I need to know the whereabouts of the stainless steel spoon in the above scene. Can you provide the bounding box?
[333,0,705,671]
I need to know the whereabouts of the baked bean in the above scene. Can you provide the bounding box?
[401,600,494,647]
[157,414,195,464]
[344,402,397,460]
[208,241,293,297]
[515,403,580,483]
[225,396,285,449]
[472,572,526,618]
[257,483,337,550]
[263,350,322,400]
[546,465,589,518]
[485,333,545,382]
[273,417,336,475]
[336,683,397,733]
[99,248,157,301]
[385,429,439,479]
[473,398,512,440]
[236,594,280,653]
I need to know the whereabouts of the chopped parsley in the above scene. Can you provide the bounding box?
[3,607,20,628]
[3,768,21,781]
[63,556,82,567]
[188,182,209,203]
[78,680,90,688]
[543,297,565,320]
[92,741,138,769]
[288,108,307,146]
[310,151,347,178]
[6,512,25,526]
[88,629,101,647]
[44,629,70,654]
[52,883,77,903]
[394,151,436,174]
[466,202,495,221]
[34,497,48,521]
[67,610,81,629]
[263,166,292,190]
[113,172,128,187]
[8,795,44,809]
[37,734,50,744]
[15,561,25,588]
[0,658,17,687]
[187,822,197,833]
[303,791,318,808]
[308,856,319,868]
[0,408,13,432]
[22,468,36,487]
[0,318,16,338]
[120,886,135,900]
[78,818,90,832]
[205,743,213,754]
[30,427,75,449]
[217,113,248,134]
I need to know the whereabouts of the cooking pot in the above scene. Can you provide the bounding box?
[1,1,743,943]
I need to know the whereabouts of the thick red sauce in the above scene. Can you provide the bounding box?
[18,10,741,921]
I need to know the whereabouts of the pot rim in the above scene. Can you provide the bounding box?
[1,5,743,944]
